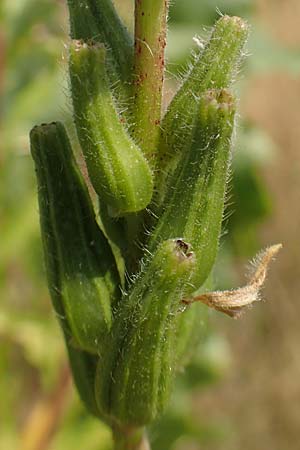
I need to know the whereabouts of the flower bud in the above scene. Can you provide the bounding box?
[67,0,133,90]
[30,121,120,354]
[149,89,236,292]
[155,15,249,207]
[69,41,153,216]
[95,239,196,425]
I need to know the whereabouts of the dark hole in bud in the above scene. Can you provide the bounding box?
[175,239,190,254]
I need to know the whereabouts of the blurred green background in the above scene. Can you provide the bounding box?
[1,1,300,449]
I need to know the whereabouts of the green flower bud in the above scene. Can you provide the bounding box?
[95,239,196,426]
[69,41,154,216]
[149,89,236,292]
[155,15,249,207]
[30,122,120,354]
[67,0,133,90]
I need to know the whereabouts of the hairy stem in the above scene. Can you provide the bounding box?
[132,0,169,161]
[113,426,150,450]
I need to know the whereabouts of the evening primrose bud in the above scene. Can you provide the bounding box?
[69,41,153,216]
[30,122,120,354]
[67,0,133,91]
[149,89,236,292]
[155,15,249,207]
[95,239,196,426]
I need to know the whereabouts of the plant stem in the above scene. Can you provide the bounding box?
[113,426,150,450]
[132,0,169,161]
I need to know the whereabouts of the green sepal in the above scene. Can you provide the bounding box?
[30,121,120,354]
[149,89,236,292]
[155,15,249,207]
[67,0,133,91]
[95,239,196,426]
[69,41,154,216]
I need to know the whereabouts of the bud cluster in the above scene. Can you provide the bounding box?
[29,0,279,440]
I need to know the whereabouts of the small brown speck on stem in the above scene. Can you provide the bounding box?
[133,0,169,161]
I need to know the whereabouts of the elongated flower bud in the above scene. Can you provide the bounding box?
[69,41,153,216]
[30,122,120,354]
[149,89,236,292]
[155,15,249,206]
[67,0,133,88]
[95,239,196,425]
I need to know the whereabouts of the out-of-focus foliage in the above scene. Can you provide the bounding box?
[1,1,296,449]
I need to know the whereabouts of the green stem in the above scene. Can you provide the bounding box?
[132,0,169,161]
[113,426,150,450]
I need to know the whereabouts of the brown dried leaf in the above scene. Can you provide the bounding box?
[184,244,282,318]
